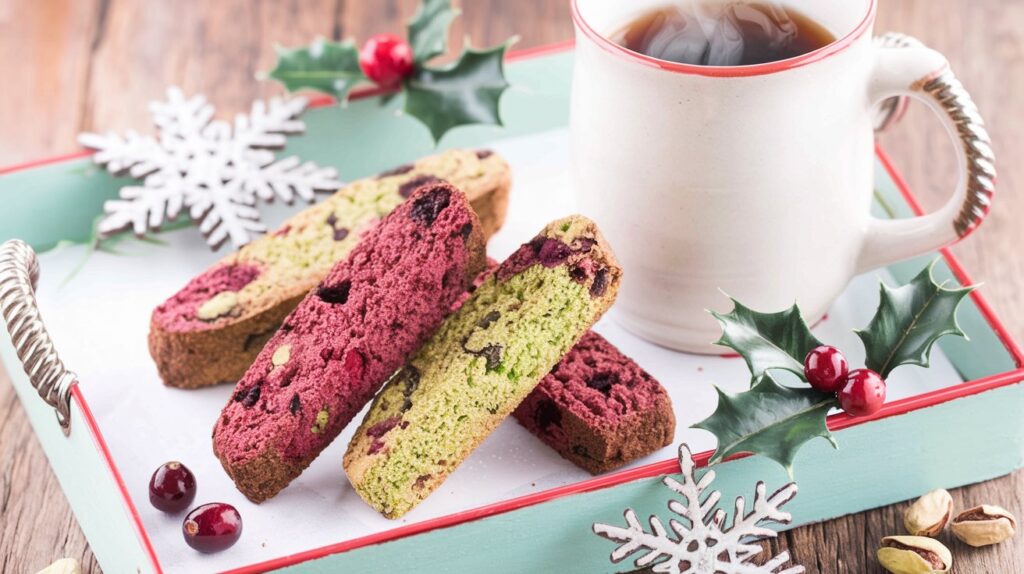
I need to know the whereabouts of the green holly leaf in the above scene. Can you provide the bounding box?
[407,0,459,64]
[693,374,838,477]
[267,39,366,101]
[711,299,822,383]
[404,42,513,143]
[856,261,974,379]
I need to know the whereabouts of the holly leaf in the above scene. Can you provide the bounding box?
[407,0,459,64]
[404,42,512,143]
[693,374,838,477]
[856,261,974,378]
[711,299,822,383]
[267,39,366,101]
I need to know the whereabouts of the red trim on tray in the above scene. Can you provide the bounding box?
[571,0,877,78]
[218,451,707,574]
[826,368,1024,431]
[71,385,165,574]
[0,42,579,177]
[505,39,577,61]
[0,150,93,176]
[225,372,1024,574]
[218,146,1024,572]
[298,40,578,109]
[876,145,1024,367]
[6,41,1022,574]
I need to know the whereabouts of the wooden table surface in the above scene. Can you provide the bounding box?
[1,1,1021,572]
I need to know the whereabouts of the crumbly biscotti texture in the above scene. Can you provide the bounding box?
[213,183,486,503]
[344,216,622,519]
[457,265,673,473]
[513,331,675,474]
[149,149,510,389]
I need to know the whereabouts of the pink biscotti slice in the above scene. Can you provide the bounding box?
[513,331,676,474]
[150,149,510,389]
[344,216,622,519]
[213,183,487,503]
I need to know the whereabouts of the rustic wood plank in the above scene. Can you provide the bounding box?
[0,0,100,165]
[0,364,100,574]
[1,1,1021,573]
[631,471,1024,573]
[771,473,1024,573]
[81,0,342,139]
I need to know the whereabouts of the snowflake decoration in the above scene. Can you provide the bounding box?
[79,87,342,249]
[593,444,804,574]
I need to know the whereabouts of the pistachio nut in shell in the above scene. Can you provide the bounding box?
[35,558,81,574]
[951,504,1017,547]
[903,489,953,537]
[877,536,951,574]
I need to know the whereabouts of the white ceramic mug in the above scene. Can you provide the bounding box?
[571,0,995,353]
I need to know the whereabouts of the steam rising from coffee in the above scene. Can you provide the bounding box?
[614,2,834,67]
[666,2,796,65]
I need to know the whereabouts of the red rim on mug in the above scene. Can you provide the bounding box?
[570,0,878,77]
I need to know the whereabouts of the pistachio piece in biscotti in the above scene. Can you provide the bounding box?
[344,215,622,519]
[212,183,487,503]
[149,149,512,389]
[270,344,291,368]
[196,291,240,321]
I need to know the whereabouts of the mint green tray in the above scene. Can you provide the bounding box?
[1,46,1021,574]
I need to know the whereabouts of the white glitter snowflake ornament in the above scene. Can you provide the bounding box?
[593,444,804,574]
[79,87,342,249]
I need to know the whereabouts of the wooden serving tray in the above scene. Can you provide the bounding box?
[1,44,1022,574]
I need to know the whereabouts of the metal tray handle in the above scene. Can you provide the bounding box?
[0,239,76,435]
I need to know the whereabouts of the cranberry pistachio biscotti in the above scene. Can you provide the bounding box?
[514,331,675,474]
[458,265,674,473]
[213,183,486,503]
[344,216,622,518]
[150,149,510,389]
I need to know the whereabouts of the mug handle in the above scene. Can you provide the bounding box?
[856,34,996,274]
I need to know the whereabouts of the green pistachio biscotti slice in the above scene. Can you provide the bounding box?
[149,149,511,389]
[343,216,622,519]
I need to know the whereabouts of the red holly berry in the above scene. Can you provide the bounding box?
[803,345,849,393]
[183,503,242,553]
[359,34,415,89]
[149,461,197,513]
[838,369,887,417]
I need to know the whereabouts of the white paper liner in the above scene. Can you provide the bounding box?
[32,129,962,573]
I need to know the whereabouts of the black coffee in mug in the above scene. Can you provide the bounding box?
[613,1,836,66]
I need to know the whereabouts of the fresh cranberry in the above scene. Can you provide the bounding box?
[183,503,242,553]
[838,369,887,417]
[148,461,197,513]
[359,34,415,89]
[803,345,849,393]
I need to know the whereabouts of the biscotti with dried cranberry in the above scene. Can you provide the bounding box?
[149,149,510,389]
[513,331,675,474]
[213,183,486,503]
[343,215,622,519]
